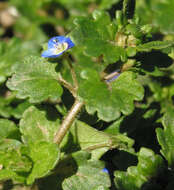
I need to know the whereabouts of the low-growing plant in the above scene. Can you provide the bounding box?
[0,0,174,189]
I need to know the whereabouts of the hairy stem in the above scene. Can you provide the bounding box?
[58,74,77,97]
[68,61,78,89]
[64,53,78,89]
[54,99,84,144]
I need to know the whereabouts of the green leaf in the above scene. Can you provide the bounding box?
[20,106,60,145]
[70,10,126,64]
[0,119,20,140]
[7,56,63,103]
[0,148,32,173]
[104,117,124,135]
[0,169,26,183]
[62,160,111,190]
[62,120,134,160]
[136,0,174,34]
[114,148,165,190]
[55,151,91,177]
[0,95,31,119]
[26,141,60,185]
[151,0,174,34]
[137,148,165,178]
[78,70,144,121]
[0,38,40,83]
[137,41,174,52]
[0,139,21,151]
[0,146,32,183]
[0,93,16,118]
[10,100,32,119]
[156,109,174,168]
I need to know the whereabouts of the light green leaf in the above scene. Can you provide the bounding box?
[78,70,144,121]
[0,119,20,140]
[0,139,21,151]
[62,160,111,190]
[20,106,60,145]
[27,141,60,185]
[7,56,63,103]
[0,169,26,183]
[137,41,174,52]
[0,146,32,183]
[0,38,39,83]
[0,148,32,173]
[114,148,165,190]
[136,0,174,34]
[63,120,134,160]
[156,109,174,168]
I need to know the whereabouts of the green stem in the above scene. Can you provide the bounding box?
[65,53,78,89]
[54,99,84,144]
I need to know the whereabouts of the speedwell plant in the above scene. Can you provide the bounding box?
[0,0,174,189]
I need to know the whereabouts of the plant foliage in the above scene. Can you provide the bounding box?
[0,0,174,189]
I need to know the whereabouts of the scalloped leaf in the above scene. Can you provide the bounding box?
[26,141,60,185]
[156,109,174,168]
[7,56,63,103]
[19,106,60,145]
[0,38,39,84]
[78,70,144,121]
[62,160,111,190]
[114,148,165,190]
[70,10,126,64]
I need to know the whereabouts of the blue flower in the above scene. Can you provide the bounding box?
[41,36,75,58]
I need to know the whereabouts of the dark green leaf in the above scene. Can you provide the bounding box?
[70,10,126,64]
[78,70,144,121]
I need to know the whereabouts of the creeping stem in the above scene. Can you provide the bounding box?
[54,54,84,145]
[54,99,84,144]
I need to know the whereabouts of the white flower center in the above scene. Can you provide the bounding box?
[54,42,68,54]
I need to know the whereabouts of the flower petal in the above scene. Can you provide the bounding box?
[41,48,63,58]
[41,36,75,58]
